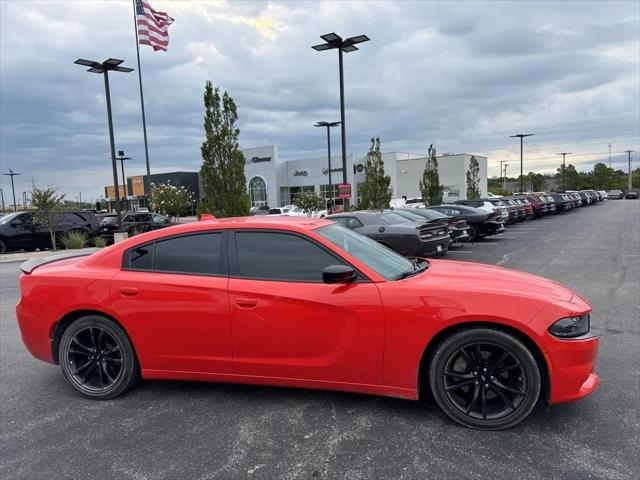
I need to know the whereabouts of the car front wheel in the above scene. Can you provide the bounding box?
[59,315,139,399]
[429,327,541,430]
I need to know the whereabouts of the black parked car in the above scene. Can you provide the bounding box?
[550,193,572,212]
[625,191,638,199]
[394,208,470,243]
[327,210,450,257]
[427,204,505,242]
[0,211,99,253]
[100,212,168,242]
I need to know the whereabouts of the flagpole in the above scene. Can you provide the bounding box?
[132,0,151,176]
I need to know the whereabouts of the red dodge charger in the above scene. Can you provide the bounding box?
[16,216,599,429]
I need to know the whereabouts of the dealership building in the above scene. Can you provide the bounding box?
[243,146,488,207]
[105,145,487,210]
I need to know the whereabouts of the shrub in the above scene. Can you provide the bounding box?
[60,230,87,249]
[93,236,107,248]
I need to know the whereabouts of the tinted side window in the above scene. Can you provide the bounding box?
[234,232,341,282]
[154,233,222,275]
[129,244,154,270]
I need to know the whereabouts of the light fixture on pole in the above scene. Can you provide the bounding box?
[557,152,572,191]
[2,169,20,212]
[312,33,370,202]
[116,150,133,212]
[510,133,534,193]
[314,121,340,206]
[75,58,133,231]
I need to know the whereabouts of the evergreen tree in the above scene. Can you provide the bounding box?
[359,137,391,209]
[465,155,481,199]
[419,143,443,205]
[200,81,250,218]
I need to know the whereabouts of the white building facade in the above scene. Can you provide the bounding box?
[242,145,487,207]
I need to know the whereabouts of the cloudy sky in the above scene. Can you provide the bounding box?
[1,0,639,202]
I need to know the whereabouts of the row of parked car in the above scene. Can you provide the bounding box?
[0,210,170,253]
[321,189,614,259]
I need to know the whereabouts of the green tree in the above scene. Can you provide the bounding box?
[294,191,325,214]
[465,155,481,199]
[525,172,547,192]
[359,137,391,209]
[30,186,64,250]
[419,143,443,205]
[150,182,195,222]
[555,163,582,190]
[200,81,250,218]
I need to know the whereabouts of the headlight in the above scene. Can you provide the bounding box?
[549,314,590,338]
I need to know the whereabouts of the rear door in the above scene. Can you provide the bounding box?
[228,229,385,385]
[110,230,232,374]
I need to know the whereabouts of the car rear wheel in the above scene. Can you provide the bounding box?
[59,315,139,399]
[429,328,541,430]
[0,239,7,253]
[467,224,479,242]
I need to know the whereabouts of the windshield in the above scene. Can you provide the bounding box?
[101,216,117,225]
[316,224,415,280]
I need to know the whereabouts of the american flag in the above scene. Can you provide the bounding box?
[135,0,174,52]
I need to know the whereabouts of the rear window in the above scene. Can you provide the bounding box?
[378,212,413,224]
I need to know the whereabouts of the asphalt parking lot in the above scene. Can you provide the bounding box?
[1,201,638,480]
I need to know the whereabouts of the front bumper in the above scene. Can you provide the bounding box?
[546,334,600,404]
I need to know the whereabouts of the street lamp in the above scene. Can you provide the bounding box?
[502,163,509,190]
[557,152,571,191]
[510,133,534,193]
[116,150,133,212]
[74,58,133,230]
[312,33,370,197]
[314,121,340,208]
[2,169,20,212]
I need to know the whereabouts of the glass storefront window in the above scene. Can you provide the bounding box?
[249,176,267,206]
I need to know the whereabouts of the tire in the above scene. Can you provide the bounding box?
[428,328,541,430]
[468,224,479,242]
[59,315,140,399]
[0,238,7,254]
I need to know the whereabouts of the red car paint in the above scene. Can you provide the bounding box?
[16,216,599,405]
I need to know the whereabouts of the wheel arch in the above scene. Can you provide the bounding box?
[417,321,550,405]
[51,309,138,365]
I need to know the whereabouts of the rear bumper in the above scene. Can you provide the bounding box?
[16,297,58,364]
[413,235,450,256]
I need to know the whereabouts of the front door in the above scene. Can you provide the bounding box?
[228,230,385,385]
[110,231,231,374]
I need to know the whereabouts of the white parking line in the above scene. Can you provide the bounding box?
[447,250,474,253]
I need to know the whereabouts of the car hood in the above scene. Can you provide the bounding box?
[413,259,574,302]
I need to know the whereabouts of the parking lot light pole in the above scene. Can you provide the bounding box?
[557,152,572,191]
[503,163,509,190]
[116,150,132,212]
[510,133,534,193]
[314,121,340,204]
[313,33,370,198]
[75,58,133,231]
[2,169,20,212]
[626,150,634,191]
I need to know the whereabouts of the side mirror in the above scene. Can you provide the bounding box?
[323,265,357,284]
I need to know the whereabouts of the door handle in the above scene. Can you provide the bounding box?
[235,297,257,308]
[119,287,138,296]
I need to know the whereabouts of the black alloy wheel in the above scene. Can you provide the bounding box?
[0,239,6,254]
[467,224,479,242]
[59,315,139,399]
[429,328,541,430]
